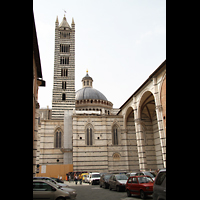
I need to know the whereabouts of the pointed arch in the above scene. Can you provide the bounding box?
[112,122,121,145]
[85,123,94,146]
[54,127,63,148]
[124,106,134,128]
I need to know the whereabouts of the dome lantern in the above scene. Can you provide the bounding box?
[82,70,93,88]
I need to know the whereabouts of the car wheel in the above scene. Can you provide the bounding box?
[140,190,146,199]
[109,185,112,190]
[127,190,131,197]
[116,186,120,192]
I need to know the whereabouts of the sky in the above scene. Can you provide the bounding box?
[33,0,166,109]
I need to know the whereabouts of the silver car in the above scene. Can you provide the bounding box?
[33,177,69,188]
[33,180,77,200]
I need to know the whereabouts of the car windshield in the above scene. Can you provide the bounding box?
[92,174,100,178]
[138,176,153,183]
[144,172,156,178]
[116,175,128,180]
[104,175,111,180]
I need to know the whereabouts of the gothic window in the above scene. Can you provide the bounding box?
[85,124,94,146]
[87,128,92,145]
[112,125,119,145]
[60,31,70,39]
[55,131,61,148]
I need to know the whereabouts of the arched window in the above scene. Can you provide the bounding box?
[55,130,61,148]
[87,128,92,145]
[112,125,119,145]
[85,124,94,146]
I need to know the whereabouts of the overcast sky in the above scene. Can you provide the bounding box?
[33,0,166,109]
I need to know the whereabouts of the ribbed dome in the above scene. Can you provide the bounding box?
[76,87,108,101]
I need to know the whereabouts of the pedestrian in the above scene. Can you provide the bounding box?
[74,174,78,185]
[79,174,83,185]
[69,175,71,183]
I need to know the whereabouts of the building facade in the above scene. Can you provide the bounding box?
[37,14,166,173]
[33,12,45,176]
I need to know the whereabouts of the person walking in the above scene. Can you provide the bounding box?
[79,174,83,185]
[74,174,78,185]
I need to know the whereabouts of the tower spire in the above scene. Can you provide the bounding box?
[56,16,59,23]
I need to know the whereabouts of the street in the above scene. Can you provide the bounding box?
[64,181,152,200]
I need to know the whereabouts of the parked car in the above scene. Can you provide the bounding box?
[88,172,100,185]
[135,171,156,181]
[126,172,137,178]
[84,175,89,183]
[109,174,128,192]
[50,177,64,183]
[81,173,89,183]
[126,175,154,199]
[33,177,68,188]
[99,173,112,189]
[33,179,77,200]
[153,168,166,200]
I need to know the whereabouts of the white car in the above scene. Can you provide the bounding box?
[88,172,100,185]
[84,175,89,183]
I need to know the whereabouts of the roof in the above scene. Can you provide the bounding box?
[76,87,108,101]
[82,73,93,81]
[117,60,166,115]
[59,15,70,28]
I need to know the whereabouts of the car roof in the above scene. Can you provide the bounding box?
[33,179,52,184]
[129,175,153,178]
[33,177,51,179]
[158,168,166,172]
[33,179,58,187]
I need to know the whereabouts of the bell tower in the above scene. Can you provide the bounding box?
[52,15,75,119]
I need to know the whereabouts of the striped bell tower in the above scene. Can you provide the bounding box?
[52,15,75,119]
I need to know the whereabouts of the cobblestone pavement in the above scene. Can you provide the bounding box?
[64,181,153,200]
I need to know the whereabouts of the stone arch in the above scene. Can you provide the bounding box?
[137,90,163,170]
[124,106,134,129]
[137,90,156,120]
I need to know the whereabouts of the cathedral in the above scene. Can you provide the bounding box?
[36,15,166,174]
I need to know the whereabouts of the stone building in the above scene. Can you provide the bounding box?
[33,12,45,176]
[37,14,166,173]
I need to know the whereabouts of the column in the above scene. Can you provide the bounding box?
[155,105,166,168]
[153,77,166,168]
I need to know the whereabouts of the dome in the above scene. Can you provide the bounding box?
[76,87,108,101]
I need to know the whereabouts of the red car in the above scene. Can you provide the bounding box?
[125,175,154,199]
